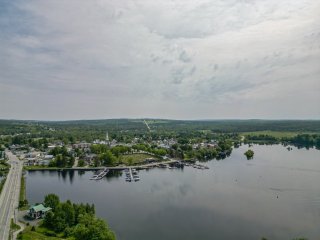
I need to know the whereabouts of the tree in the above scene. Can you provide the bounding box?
[73,213,115,240]
[78,159,85,167]
[244,149,254,160]
[61,201,75,226]
[44,211,54,228]
[99,151,116,166]
[44,194,60,211]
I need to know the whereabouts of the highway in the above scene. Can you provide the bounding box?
[0,151,23,240]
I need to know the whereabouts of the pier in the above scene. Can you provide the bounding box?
[124,168,140,182]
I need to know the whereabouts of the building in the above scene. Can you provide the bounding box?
[28,204,52,219]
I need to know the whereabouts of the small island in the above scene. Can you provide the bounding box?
[244,149,254,160]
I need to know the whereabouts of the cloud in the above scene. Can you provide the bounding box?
[0,0,319,120]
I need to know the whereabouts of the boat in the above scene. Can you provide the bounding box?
[133,176,140,181]
[125,177,132,182]
[90,170,101,180]
[90,175,98,180]
[158,164,168,168]
[90,169,109,180]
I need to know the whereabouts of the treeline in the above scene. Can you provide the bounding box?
[245,134,320,149]
[49,146,75,168]
[286,134,320,149]
[1,119,320,143]
[168,140,233,161]
[246,135,278,142]
[19,194,115,240]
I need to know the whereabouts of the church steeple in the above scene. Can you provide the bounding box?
[106,131,109,142]
[106,131,110,146]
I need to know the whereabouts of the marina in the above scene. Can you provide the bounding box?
[125,168,140,182]
[90,168,109,180]
[88,161,209,182]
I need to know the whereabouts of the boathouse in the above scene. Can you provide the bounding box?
[28,204,52,219]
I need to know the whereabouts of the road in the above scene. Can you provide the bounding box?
[0,151,23,240]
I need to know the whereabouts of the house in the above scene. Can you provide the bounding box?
[26,158,37,166]
[44,155,54,160]
[28,204,52,219]
[39,160,50,166]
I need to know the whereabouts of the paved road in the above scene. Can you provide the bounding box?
[0,151,23,240]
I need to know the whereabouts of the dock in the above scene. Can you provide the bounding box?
[90,168,109,180]
[124,168,140,182]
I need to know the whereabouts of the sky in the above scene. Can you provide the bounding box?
[0,0,319,120]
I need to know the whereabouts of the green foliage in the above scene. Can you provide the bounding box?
[244,149,254,159]
[10,218,21,231]
[17,226,63,240]
[73,214,115,240]
[44,194,60,211]
[99,151,117,166]
[90,144,109,154]
[49,146,68,156]
[41,194,114,240]
[288,134,320,149]
[246,134,278,142]
[78,159,85,167]
[19,176,28,209]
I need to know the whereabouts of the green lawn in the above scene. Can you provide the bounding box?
[11,218,21,231]
[19,176,25,202]
[118,153,158,165]
[24,166,62,171]
[18,226,74,240]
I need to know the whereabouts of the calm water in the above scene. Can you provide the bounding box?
[26,144,320,240]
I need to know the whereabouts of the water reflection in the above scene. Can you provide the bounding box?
[26,144,320,240]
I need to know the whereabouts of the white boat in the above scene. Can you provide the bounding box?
[91,169,109,180]
[133,176,140,181]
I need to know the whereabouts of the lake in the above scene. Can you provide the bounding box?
[26,144,320,240]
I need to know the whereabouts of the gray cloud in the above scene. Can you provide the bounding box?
[0,0,319,120]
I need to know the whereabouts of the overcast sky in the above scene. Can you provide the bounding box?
[0,0,319,120]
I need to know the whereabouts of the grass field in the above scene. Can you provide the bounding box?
[241,131,310,138]
[18,175,28,210]
[18,226,73,240]
[119,153,158,165]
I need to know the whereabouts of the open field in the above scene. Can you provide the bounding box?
[119,153,158,165]
[18,226,72,240]
[242,131,318,138]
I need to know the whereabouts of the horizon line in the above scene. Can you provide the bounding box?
[0,118,320,122]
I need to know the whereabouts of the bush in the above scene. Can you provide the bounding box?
[244,149,254,159]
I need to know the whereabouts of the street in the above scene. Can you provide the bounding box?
[0,151,23,240]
